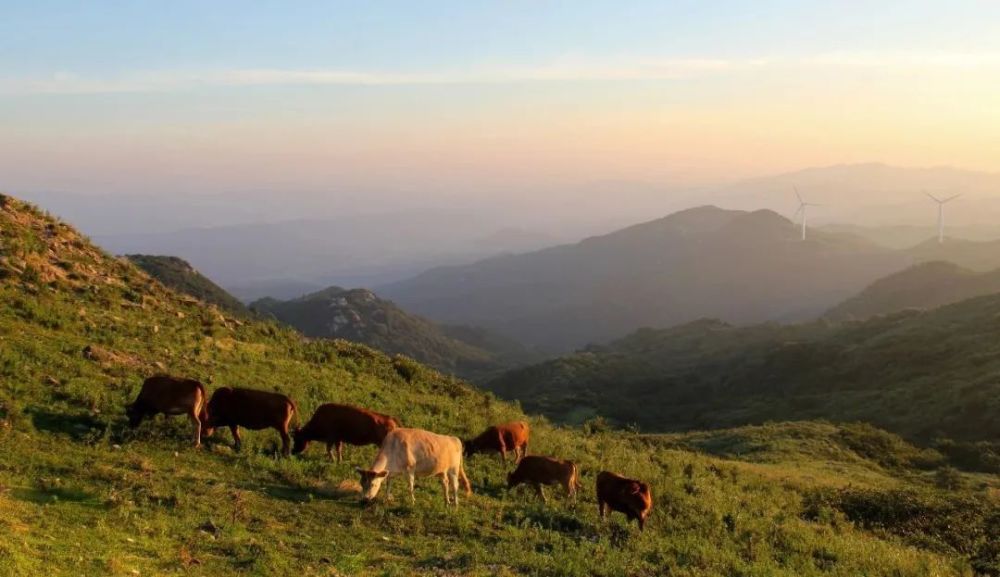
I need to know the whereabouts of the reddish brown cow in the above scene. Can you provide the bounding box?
[596,471,653,531]
[465,421,529,464]
[126,375,208,447]
[507,455,580,503]
[292,403,399,462]
[204,387,297,456]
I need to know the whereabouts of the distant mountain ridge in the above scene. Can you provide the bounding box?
[250,286,534,380]
[126,254,252,318]
[381,205,911,351]
[826,261,1000,321]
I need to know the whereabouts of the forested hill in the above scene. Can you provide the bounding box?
[490,298,1000,445]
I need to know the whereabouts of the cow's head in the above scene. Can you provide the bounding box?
[291,427,309,455]
[124,403,143,428]
[356,468,389,502]
[630,482,653,528]
[463,439,479,457]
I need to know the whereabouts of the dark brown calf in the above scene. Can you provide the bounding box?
[507,455,579,503]
[126,375,208,447]
[204,387,296,456]
[292,403,399,462]
[465,421,529,465]
[596,471,653,531]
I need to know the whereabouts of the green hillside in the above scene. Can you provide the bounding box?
[0,194,997,576]
[126,254,252,318]
[826,261,1000,321]
[251,287,535,380]
[490,302,1000,448]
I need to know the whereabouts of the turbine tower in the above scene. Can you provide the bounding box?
[925,191,961,244]
[793,186,820,241]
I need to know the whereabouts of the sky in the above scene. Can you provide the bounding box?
[2,1,1000,206]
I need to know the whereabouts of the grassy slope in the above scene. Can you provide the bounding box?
[0,195,995,576]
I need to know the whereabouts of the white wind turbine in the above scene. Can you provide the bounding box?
[925,191,961,244]
[793,186,820,241]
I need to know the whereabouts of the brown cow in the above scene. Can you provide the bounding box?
[126,375,208,447]
[465,421,529,465]
[507,455,580,503]
[292,403,399,462]
[596,471,653,531]
[203,387,297,456]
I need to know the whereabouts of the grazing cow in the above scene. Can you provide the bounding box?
[204,387,296,456]
[126,375,208,447]
[356,428,472,506]
[464,421,530,464]
[596,471,653,531]
[292,403,399,462]
[507,455,580,503]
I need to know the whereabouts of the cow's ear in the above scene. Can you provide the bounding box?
[375,471,389,478]
[355,468,366,475]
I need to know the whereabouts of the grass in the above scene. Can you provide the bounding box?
[0,194,996,576]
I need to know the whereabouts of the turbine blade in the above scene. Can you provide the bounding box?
[794,186,803,204]
[942,193,962,203]
[925,191,942,203]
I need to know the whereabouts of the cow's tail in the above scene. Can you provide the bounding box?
[573,464,583,492]
[287,398,301,431]
[459,462,472,496]
[195,381,210,423]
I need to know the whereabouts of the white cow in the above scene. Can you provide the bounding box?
[356,428,472,506]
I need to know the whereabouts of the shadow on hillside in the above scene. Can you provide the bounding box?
[30,409,107,443]
[10,486,100,507]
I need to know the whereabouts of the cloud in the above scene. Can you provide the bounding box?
[2,52,998,95]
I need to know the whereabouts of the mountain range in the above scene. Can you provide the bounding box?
[381,206,911,351]
[250,286,534,379]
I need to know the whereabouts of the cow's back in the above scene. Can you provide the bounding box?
[307,404,394,445]
[209,387,293,430]
[379,428,463,476]
[137,375,204,412]
[511,455,574,484]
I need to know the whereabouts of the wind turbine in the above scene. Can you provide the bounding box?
[925,191,961,244]
[793,186,820,241]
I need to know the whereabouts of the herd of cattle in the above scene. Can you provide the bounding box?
[126,374,654,529]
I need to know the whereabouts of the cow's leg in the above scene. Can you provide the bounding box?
[278,427,291,457]
[188,409,202,448]
[440,474,450,506]
[535,484,547,504]
[498,448,507,466]
[230,426,242,452]
[384,475,393,501]
[325,442,334,461]
[336,441,344,463]
[451,470,462,507]
[598,500,607,519]
[407,472,417,504]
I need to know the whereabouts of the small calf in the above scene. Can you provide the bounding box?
[465,421,529,465]
[126,375,208,447]
[204,387,297,456]
[292,403,399,462]
[596,471,653,531]
[507,455,579,503]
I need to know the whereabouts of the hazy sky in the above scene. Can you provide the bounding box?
[2,1,999,203]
